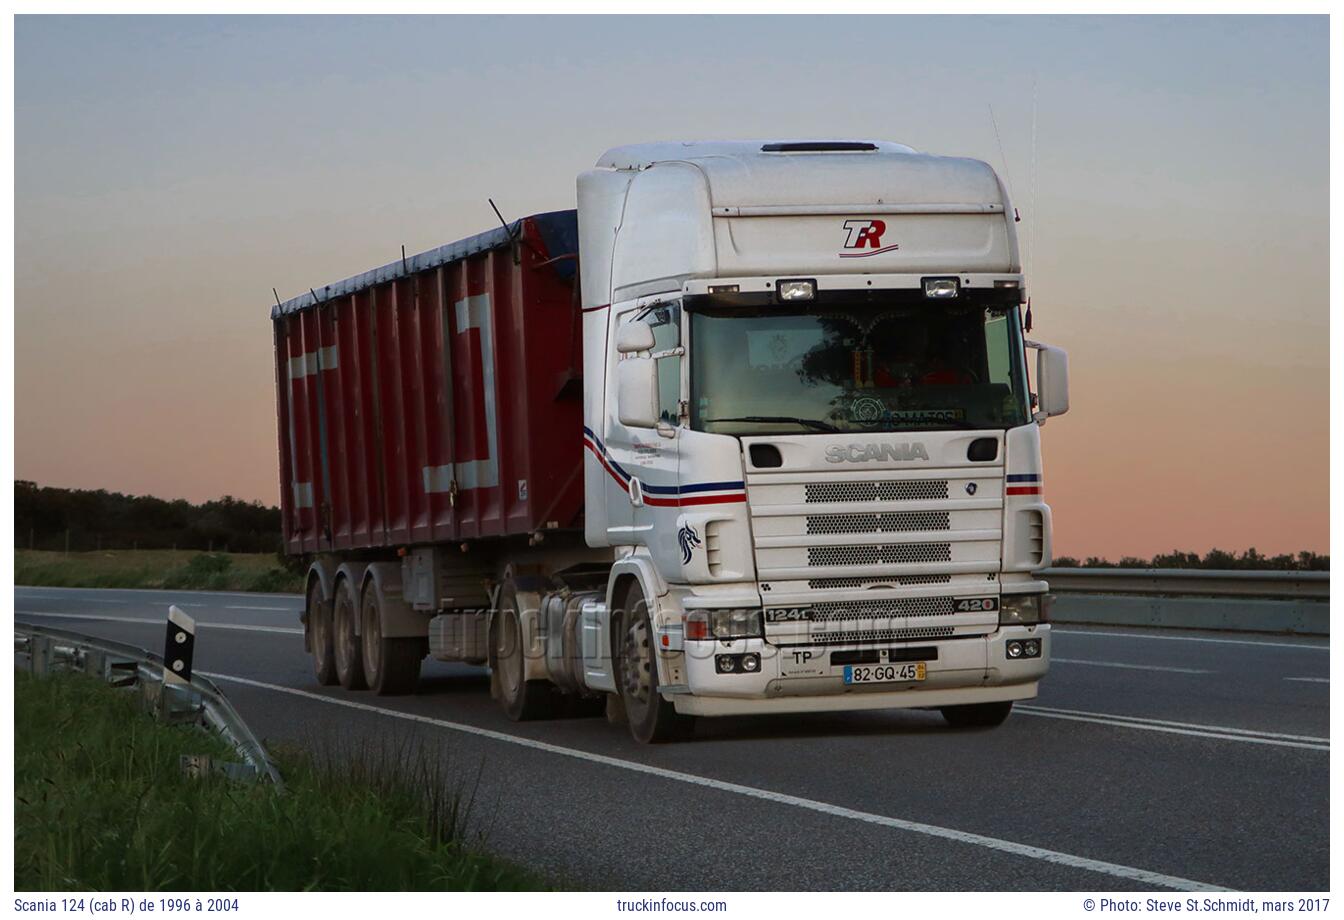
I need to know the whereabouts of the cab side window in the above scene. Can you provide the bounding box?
[622,302,682,426]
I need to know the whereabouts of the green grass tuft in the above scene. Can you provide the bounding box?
[16,549,305,594]
[15,670,549,891]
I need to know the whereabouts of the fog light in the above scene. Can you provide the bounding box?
[922,277,960,299]
[716,655,737,674]
[1024,639,1041,658]
[777,279,816,302]
[740,653,760,672]
[1007,641,1023,659]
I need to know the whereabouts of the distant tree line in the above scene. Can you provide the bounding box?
[15,481,281,554]
[1052,548,1328,571]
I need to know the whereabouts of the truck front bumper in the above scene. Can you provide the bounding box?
[671,624,1049,717]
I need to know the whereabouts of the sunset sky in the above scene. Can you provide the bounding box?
[14,15,1328,560]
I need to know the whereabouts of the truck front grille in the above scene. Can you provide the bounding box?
[807,574,953,589]
[807,542,953,567]
[748,464,1002,643]
[806,510,950,535]
[805,480,949,503]
[807,597,958,621]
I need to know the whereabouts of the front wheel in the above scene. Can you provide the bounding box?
[940,700,1013,728]
[615,581,692,744]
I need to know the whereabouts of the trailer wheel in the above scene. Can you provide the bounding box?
[615,581,692,743]
[308,579,338,686]
[332,576,367,691]
[940,701,1013,728]
[493,584,554,721]
[360,580,422,696]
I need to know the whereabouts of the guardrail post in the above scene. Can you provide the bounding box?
[164,605,196,685]
[159,606,202,723]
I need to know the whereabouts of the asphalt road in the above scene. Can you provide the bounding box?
[14,585,1330,892]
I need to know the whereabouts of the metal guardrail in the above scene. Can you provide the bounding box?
[14,620,283,788]
[1038,568,1329,600]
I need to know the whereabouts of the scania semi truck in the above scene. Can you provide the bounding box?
[273,139,1070,743]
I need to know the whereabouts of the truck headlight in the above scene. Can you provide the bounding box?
[709,609,763,639]
[999,594,1051,626]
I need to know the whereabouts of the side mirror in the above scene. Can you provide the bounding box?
[616,321,655,354]
[1029,342,1070,421]
[617,356,659,428]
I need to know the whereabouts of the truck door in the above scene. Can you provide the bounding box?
[603,299,683,566]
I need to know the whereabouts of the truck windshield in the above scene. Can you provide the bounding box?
[689,302,1030,435]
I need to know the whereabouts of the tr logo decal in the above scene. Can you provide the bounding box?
[840,219,899,258]
[677,523,702,565]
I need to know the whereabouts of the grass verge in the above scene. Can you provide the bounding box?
[15,549,304,594]
[15,669,548,890]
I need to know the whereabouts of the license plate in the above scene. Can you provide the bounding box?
[843,662,927,685]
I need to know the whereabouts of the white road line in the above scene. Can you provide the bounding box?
[15,611,303,636]
[1055,629,1327,651]
[1051,657,1211,674]
[225,605,296,612]
[14,595,128,604]
[1017,705,1328,750]
[1284,677,1329,684]
[201,671,1227,893]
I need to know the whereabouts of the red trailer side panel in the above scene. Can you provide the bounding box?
[273,212,583,555]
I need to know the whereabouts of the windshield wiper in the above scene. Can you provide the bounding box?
[705,415,840,433]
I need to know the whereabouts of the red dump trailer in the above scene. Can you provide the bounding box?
[272,211,583,555]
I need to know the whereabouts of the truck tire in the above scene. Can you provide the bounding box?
[493,584,555,721]
[940,701,1013,728]
[360,580,422,696]
[615,581,692,743]
[307,579,338,686]
[332,576,367,691]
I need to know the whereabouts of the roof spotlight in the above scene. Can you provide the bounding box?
[922,277,960,299]
[777,279,816,302]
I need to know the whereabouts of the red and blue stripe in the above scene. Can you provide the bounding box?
[1006,473,1042,496]
[583,427,746,507]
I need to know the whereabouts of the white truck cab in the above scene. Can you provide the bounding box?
[575,140,1069,740]
[287,138,1070,744]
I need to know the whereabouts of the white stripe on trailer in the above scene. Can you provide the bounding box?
[424,293,501,494]
[292,481,314,509]
[287,346,339,379]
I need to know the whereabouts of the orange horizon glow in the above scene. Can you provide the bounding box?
[14,16,1328,561]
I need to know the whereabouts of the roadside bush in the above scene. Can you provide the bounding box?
[162,553,234,591]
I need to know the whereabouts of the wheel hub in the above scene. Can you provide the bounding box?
[622,618,652,705]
